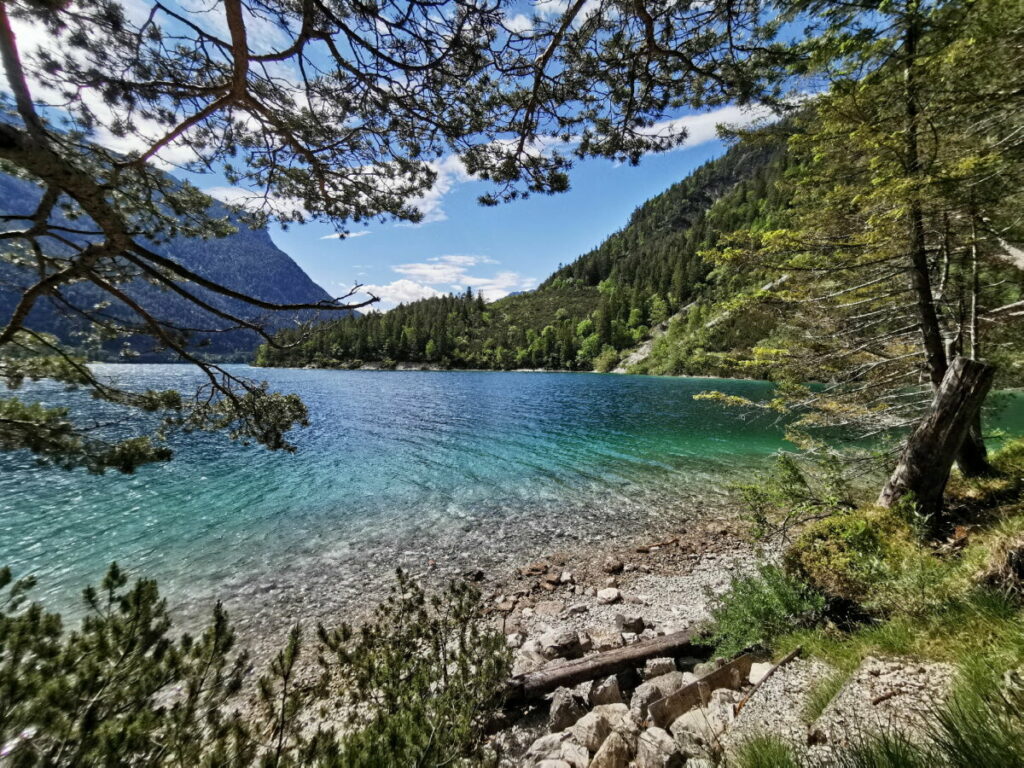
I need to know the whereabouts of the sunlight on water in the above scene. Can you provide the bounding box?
[4,365,1023,625]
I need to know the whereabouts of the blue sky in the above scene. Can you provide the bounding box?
[1,3,771,311]
[248,105,763,310]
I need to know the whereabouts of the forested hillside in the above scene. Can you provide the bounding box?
[258,132,792,372]
[0,172,335,361]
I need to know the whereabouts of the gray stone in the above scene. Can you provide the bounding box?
[644,657,677,679]
[549,687,588,731]
[630,672,688,723]
[635,727,684,768]
[749,661,773,685]
[536,761,571,768]
[614,613,646,633]
[535,600,565,617]
[506,632,526,649]
[590,675,625,706]
[566,603,589,615]
[589,627,624,652]
[597,588,622,605]
[540,630,585,660]
[570,710,612,752]
[559,740,589,768]
[526,732,570,761]
[603,557,625,574]
[588,730,631,768]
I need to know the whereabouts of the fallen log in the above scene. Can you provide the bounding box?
[733,646,801,717]
[505,629,712,705]
[647,653,755,728]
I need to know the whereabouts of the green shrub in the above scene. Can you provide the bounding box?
[706,564,826,657]
[0,564,509,767]
[783,511,886,605]
[730,735,801,768]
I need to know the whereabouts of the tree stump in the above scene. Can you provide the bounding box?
[878,356,995,517]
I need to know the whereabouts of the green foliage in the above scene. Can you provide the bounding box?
[737,452,855,541]
[319,571,511,767]
[705,564,826,658]
[729,735,801,768]
[0,565,509,767]
[260,133,793,374]
[801,670,848,724]
[593,345,620,373]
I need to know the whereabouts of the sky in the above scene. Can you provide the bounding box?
[0,2,771,311]
[253,105,759,311]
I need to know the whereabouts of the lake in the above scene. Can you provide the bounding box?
[3,365,1022,629]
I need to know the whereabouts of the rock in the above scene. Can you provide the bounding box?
[495,600,516,612]
[540,630,585,660]
[560,740,590,768]
[687,760,715,768]
[630,672,689,723]
[463,568,485,581]
[566,603,589,615]
[535,600,564,617]
[644,658,677,679]
[560,570,575,584]
[622,632,638,644]
[506,632,526,649]
[589,730,631,768]
[614,613,646,633]
[749,661,773,686]
[605,576,618,587]
[692,660,722,677]
[571,710,612,752]
[578,632,594,653]
[603,557,625,574]
[589,627,624,652]
[635,727,683,768]
[536,761,571,768]
[550,687,588,731]
[597,588,622,605]
[526,732,570,761]
[544,570,562,585]
[590,675,625,706]
[669,701,731,757]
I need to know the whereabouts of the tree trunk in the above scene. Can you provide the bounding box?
[955,218,995,476]
[878,356,996,517]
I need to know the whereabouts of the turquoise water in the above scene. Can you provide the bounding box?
[3,366,1022,629]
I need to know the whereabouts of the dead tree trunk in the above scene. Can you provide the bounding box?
[878,356,995,518]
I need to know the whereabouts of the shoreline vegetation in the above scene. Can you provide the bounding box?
[4,442,1024,766]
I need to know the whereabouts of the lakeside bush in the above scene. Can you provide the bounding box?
[0,566,509,767]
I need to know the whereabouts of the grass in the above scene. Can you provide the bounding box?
[720,439,1024,766]
[801,669,849,724]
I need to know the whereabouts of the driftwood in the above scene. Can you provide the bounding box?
[878,356,996,516]
[647,653,755,728]
[733,646,801,717]
[505,630,712,705]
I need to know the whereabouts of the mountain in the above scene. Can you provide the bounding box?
[257,129,792,373]
[0,172,337,361]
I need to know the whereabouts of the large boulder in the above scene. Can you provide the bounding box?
[526,732,571,762]
[635,727,684,768]
[629,671,689,723]
[570,710,612,753]
[549,687,588,732]
[539,629,585,660]
[589,730,631,768]
[590,675,625,706]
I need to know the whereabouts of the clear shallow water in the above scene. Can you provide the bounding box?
[3,365,1022,630]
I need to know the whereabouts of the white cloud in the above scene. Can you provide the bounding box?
[361,279,443,309]
[503,13,534,32]
[320,231,371,240]
[640,104,776,147]
[428,254,497,266]
[402,155,473,225]
[386,255,535,305]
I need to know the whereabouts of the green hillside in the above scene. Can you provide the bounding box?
[258,129,792,373]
